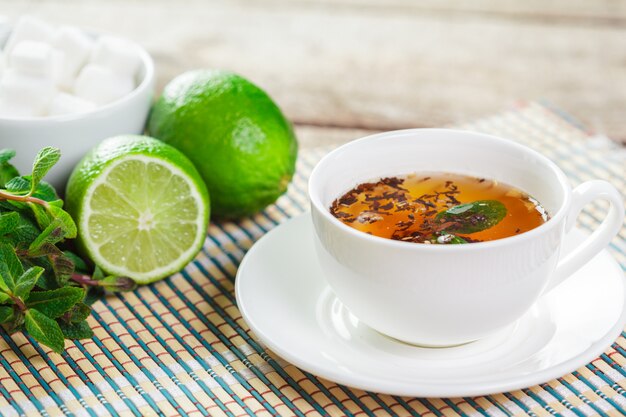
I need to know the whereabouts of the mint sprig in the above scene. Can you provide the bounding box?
[0,147,136,353]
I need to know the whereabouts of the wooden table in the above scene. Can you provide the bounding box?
[1,0,625,146]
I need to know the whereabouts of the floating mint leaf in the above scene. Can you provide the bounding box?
[435,200,507,234]
[30,147,61,195]
[59,320,93,340]
[0,292,10,303]
[14,266,44,299]
[0,212,20,235]
[26,287,85,318]
[0,242,24,292]
[0,306,13,323]
[24,309,65,353]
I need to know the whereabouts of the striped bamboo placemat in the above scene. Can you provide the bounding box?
[0,101,624,417]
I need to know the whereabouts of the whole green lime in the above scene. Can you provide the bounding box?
[148,70,298,218]
[65,135,210,284]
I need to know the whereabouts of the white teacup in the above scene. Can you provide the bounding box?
[309,129,624,347]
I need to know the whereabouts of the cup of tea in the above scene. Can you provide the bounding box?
[308,129,624,346]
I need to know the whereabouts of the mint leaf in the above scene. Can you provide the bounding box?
[23,242,60,258]
[29,224,65,251]
[0,199,30,218]
[7,311,24,331]
[65,302,91,323]
[26,287,85,318]
[0,149,18,186]
[0,306,14,323]
[47,205,77,239]
[28,203,53,230]
[0,163,19,188]
[59,320,93,340]
[49,252,75,285]
[435,200,507,234]
[92,265,106,280]
[14,266,44,299]
[5,176,31,194]
[21,244,75,288]
[0,210,42,247]
[0,212,20,235]
[63,251,88,273]
[24,309,65,353]
[30,147,60,194]
[9,215,41,245]
[0,243,24,292]
[0,147,103,353]
[29,206,77,251]
[0,149,16,164]
[84,287,104,306]
[31,182,58,203]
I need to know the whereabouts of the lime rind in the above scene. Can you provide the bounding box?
[147,70,298,218]
[79,154,208,283]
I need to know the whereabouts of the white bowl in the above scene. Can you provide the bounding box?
[0,33,155,191]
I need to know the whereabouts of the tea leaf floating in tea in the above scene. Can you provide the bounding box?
[329,173,548,244]
[435,200,507,234]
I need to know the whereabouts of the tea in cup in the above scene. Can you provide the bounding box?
[309,129,624,346]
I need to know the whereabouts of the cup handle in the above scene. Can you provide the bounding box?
[543,180,624,294]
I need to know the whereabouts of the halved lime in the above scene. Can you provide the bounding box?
[65,135,210,284]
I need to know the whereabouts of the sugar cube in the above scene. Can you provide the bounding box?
[52,26,93,89]
[74,64,134,105]
[48,92,96,116]
[0,68,55,116]
[90,35,141,79]
[9,40,62,78]
[3,16,55,56]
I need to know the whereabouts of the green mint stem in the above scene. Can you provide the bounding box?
[0,190,49,207]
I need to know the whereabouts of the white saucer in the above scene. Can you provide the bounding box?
[235,213,626,397]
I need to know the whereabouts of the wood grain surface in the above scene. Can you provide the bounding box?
[1,0,625,146]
